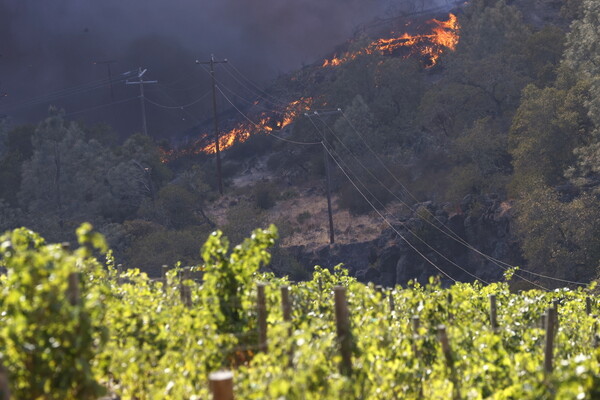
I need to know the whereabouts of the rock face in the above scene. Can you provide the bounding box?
[281,194,521,287]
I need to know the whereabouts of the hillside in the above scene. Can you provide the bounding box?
[1,0,599,290]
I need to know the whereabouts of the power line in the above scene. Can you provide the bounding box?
[308,115,491,285]
[0,70,136,113]
[337,111,587,287]
[197,55,228,195]
[63,96,138,118]
[144,90,211,110]
[318,129,458,283]
[318,112,548,289]
[126,67,158,136]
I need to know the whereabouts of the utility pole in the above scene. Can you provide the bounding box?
[126,67,157,136]
[196,55,228,195]
[322,141,335,244]
[94,60,117,101]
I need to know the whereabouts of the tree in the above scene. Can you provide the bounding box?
[18,111,150,238]
[509,83,589,194]
[562,0,600,191]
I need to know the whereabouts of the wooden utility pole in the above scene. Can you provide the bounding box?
[126,67,157,136]
[322,141,335,244]
[197,55,228,195]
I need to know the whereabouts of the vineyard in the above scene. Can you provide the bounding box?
[1,224,599,399]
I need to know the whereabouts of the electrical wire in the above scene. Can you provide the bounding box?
[308,115,489,285]
[154,86,205,125]
[144,90,211,110]
[337,111,587,287]
[317,130,458,283]
[63,96,139,118]
[318,112,549,289]
[0,71,135,113]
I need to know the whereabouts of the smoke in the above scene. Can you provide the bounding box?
[0,0,450,137]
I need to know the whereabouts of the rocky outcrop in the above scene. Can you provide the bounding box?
[279,194,522,287]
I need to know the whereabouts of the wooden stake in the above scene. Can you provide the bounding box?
[438,325,453,368]
[67,272,80,306]
[162,265,169,286]
[544,308,555,374]
[280,286,292,323]
[334,286,352,376]
[281,285,293,367]
[257,283,268,353]
[0,362,10,400]
[489,294,498,331]
[209,370,234,400]
[438,325,461,400]
[412,316,421,357]
[586,297,592,315]
[593,317,599,349]
[116,264,124,285]
[389,290,395,312]
[180,268,192,308]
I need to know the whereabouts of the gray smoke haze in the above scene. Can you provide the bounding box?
[0,0,449,137]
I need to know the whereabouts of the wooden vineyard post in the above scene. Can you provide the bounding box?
[116,264,124,285]
[593,317,599,349]
[447,293,454,320]
[257,283,268,353]
[281,285,292,323]
[489,294,498,331]
[412,316,421,358]
[586,296,592,316]
[67,272,80,306]
[438,325,461,400]
[334,286,352,376]
[209,370,234,400]
[162,265,169,291]
[0,362,10,400]
[544,307,555,374]
[281,285,293,367]
[389,289,395,312]
[179,268,192,308]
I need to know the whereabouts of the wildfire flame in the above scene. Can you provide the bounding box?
[160,97,313,162]
[322,13,459,68]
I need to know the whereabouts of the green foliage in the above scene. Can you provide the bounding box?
[0,224,108,399]
[509,83,588,194]
[200,225,278,333]
[123,220,209,276]
[2,226,600,399]
[513,184,600,280]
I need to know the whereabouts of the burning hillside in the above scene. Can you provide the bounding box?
[161,13,460,163]
[322,13,460,68]
[160,97,313,162]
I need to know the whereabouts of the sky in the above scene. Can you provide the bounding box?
[0,0,450,138]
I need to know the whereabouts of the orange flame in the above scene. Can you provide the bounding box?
[160,97,313,162]
[202,97,313,154]
[322,13,459,68]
